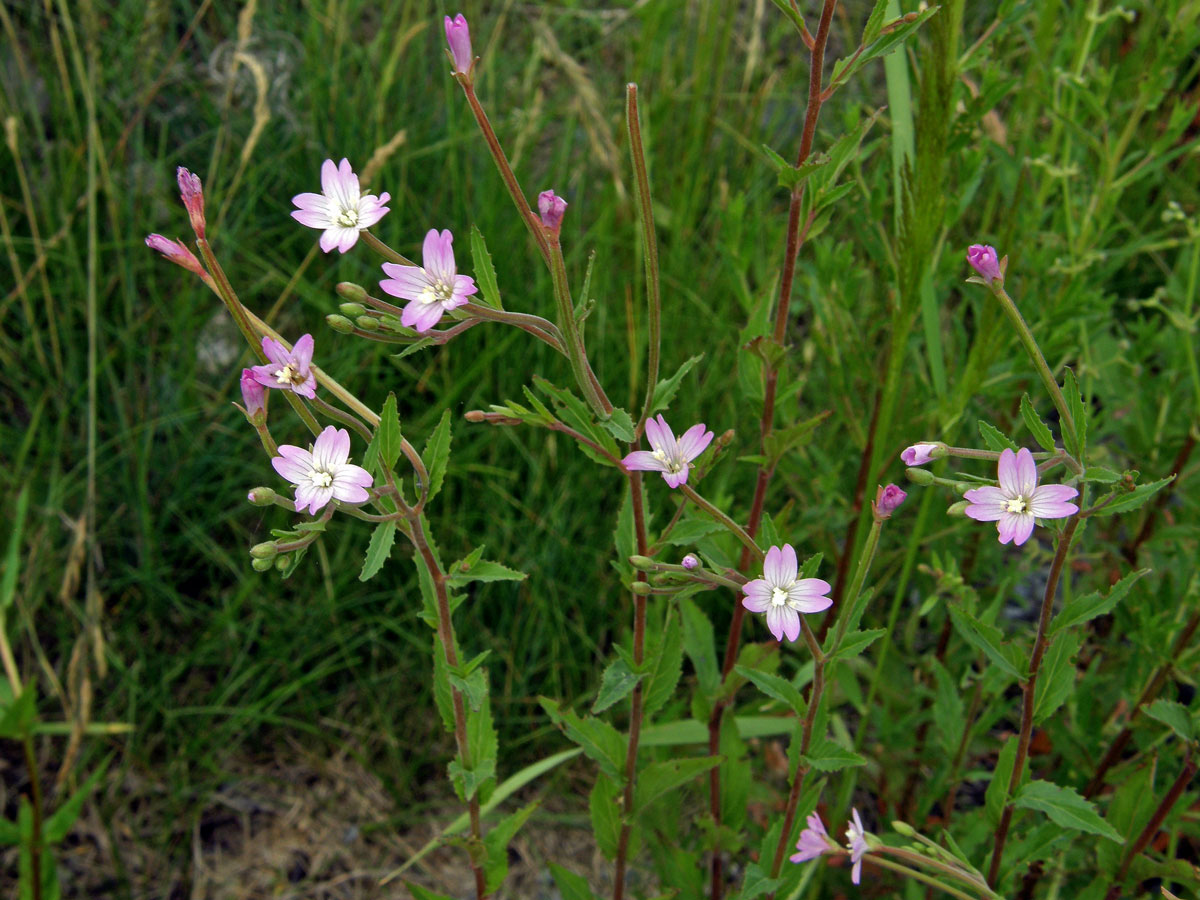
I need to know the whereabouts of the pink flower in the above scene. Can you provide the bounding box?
[177,167,206,239]
[538,190,567,233]
[250,334,317,399]
[272,426,374,515]
[291,158,390,254]
[681,553,700,570]
[873,484,907,519]
[379,229,478,333]
[964,447,1078,546]
[240,368,266,417]
[741,544,832,643]
[901,442,941,466]
[145,234,208,280]
[444,14,472,75]
[789,813,837,864]
[845,808,869,885]
[967,244,1002,283]
[622,415,713,488]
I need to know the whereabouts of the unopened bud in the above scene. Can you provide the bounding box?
[444,13,473,76]
[339,302,366,317]
[629,555,655,569]
[251,557,274,572]
[872,484,907,519]
[966,244,1003,285]
[275,555,290,572]
[326,314,354,334]
[891,820,917,837]
[247,487,276,505]
[681,553,701,570]
[905,466,935,486]
[717,429,736,448]
[176,167,206,239]
[356,315,380,331]
[336,282,368,303]
[946,500,970,517]
[145,234,208,280]
[901,442,945,466]
[537,190,567,234]
[630,581,653,595]
[240,368,266,420]
[249,542,278,560]
[465,410,487,422]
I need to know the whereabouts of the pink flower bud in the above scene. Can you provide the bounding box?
[176,167,207,239]
[444,14,472,76]
[872,484,907,519]
[247,487,276,505]
[681,553,700,570]
[538,190,568,233]
[145,234,208,280]
[901,442,942,466]
[240,368,266,419]
[966,244,1002,283]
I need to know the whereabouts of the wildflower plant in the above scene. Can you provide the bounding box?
[137,3,1200,900]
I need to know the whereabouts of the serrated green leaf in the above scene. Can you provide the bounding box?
[734,665,805,715]
[422,410,452,502]
[829,5,939,88]
[1020,393,1056,452]
[764,410,831,465]
[986,736,1020,827]
[978,419,1019,452]
[680,598,719,698]
[377,392,403,469]
[1013,780,1123,842]
[0,683,36,740]
[446,559,526,587]
[1083,466,1122,483]
[549,863,597,900]
[802,737,867,772]
[1094,477,1175,516]
[593,658,646,714]
[661,517,725,547]
[931,660,964,757]
[1049,569,1148,636]
[1062,368,1087,460]
[392,337,436,359]
[482,802,537,892]
[540,699,626,780]
[827,628,886,662]
[739,862,782,899]
[650,355,704,415]
[601,407,636,443]
[643,615,683,719]
[431,635,455,733]
[449,667,488,712]
[448,757,496,802]
[1033,631,1081,723]
[633,756,722,812]
[359,521,396,582]
[589,778,622,860]
[1144,700,1195,741]
[469,225,503,310]
[948,604,1025,680]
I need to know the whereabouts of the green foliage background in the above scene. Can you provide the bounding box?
[1,0,1198,891]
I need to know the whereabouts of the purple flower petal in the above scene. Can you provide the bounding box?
[778,544,799,584]
[765,605,787,642]
[622,450,668,473]
[1014,447,1038,495]
[1029,484,1078,518]
[996,448,1019,494]
[676,423,714,461]
[963,486,1007,521]
[763,545,785,585]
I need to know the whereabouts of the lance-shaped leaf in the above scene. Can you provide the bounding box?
[1014,780,1123,843]
[540,699,626,780]
[633,756,722,813]
[1048,568,1148,636]
[468,225,503,309]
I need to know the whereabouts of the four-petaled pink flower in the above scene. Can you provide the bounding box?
[622,415,713,488]
[444,14,472,75]
[272,426,374,515]
[292,158,390,254]
[789,813,837,864]
[846,808,869,885]
[901,442,941,466]
[964,447,1078,546]
[967,244,1002,283]
[251,334,317,399]
[741,544,832,642]
[538,190,567,233]
[379,229,478,333]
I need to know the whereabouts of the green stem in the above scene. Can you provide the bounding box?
[547,241,612,417]
[626,84,661,432]
[361,230,415,266]
[829,517,882,653]
[677,483,763,560]
[868,854,990,900]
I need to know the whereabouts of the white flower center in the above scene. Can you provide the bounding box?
[1004,495,1028,514]
[771,586,790,607]
[309,469,333,489]
[275,363,301,386]
[651,447,684,473]
[336,206,360,228]
[419,276,456,306]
